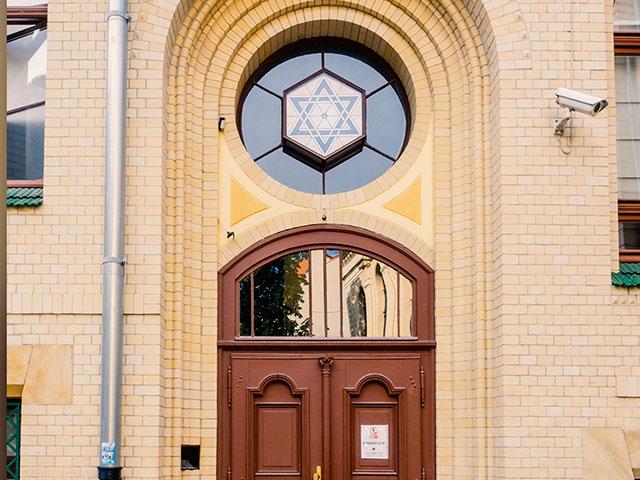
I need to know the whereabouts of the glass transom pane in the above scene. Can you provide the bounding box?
[239,249,414,338]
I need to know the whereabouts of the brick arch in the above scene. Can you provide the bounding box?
[161,0,531,75]
[218,211,436,270]
[164,0,482,215]
[157,0,510,478]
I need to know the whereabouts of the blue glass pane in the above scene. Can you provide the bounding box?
[241,87,282,158]
[324,53,387,93]
[7,105,44,180]
[239,39,410,195]
[257,149,323,194]
[259,54,322,94]
[324,149,392,194]
[367,85,407,158]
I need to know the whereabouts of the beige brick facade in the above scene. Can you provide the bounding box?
[7,0,640,479]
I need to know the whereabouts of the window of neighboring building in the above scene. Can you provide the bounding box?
[6,398,21,480]
[7,3,47,185]
[615,0,640,261]
[238,38,410,194]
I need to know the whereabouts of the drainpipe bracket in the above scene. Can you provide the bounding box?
[102,257,126,266]
[106,11,131,22]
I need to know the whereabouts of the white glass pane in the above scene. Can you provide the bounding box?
[310,250,326,336]
[616,57,640,103]
[616,56,640,198]
[615,0,640,30]
[325,250,342,337]
[8,25,26,36]
[620,177,640,197]
[399,274,413,337]
[341,251,413,338]
[7,28,47,112]
[8,0,47,5]
[615,103,640,139]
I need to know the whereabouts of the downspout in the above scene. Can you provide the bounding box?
[98,1,129,479]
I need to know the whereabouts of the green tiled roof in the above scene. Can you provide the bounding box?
[7,187,43,207]
[612,263,640,288]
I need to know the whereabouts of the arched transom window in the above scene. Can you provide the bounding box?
[219,227,434,342]
[239,249,414,338]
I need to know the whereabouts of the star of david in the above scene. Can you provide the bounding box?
[285,73,364,159]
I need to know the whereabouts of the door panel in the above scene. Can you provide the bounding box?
[227,352,426,480]
[254,394,301,474]
[230,355,323,480]
[331,356,422,480]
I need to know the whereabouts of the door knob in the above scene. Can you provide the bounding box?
[313,465,321,480]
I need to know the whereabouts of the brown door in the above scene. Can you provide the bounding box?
[219,226,436,480]
[226,351,429,480]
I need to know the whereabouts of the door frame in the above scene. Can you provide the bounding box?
[217,224,436,479]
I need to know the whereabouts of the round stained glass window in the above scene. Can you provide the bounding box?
[239,38,411,195]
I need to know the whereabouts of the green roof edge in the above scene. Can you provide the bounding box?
[7,187,43,208]
[612,263,640,287]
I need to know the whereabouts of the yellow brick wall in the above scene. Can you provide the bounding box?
[7,0,640,479]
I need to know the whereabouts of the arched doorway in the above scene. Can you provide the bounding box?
[218,225,435,480]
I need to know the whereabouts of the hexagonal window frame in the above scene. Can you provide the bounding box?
[283,69,366,173]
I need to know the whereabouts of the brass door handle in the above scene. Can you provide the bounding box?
[313,465,321,480]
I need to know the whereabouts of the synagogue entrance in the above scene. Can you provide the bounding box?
[218,226,435,480]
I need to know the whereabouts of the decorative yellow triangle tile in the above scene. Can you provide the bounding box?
[383,178,422,224]
[230,178,268,226]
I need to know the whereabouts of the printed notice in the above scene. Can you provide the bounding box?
[360,424,389,459]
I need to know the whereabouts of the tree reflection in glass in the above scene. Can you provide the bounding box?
[240,251,310,336]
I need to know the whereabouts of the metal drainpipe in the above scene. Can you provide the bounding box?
[99,1,129,479]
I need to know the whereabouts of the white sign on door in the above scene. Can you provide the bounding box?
[360,424,389,460]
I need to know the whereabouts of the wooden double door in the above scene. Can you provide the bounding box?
[220,349,434,480]
[218,226,436,480]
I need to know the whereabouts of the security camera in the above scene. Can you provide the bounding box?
[555,88,608,116]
